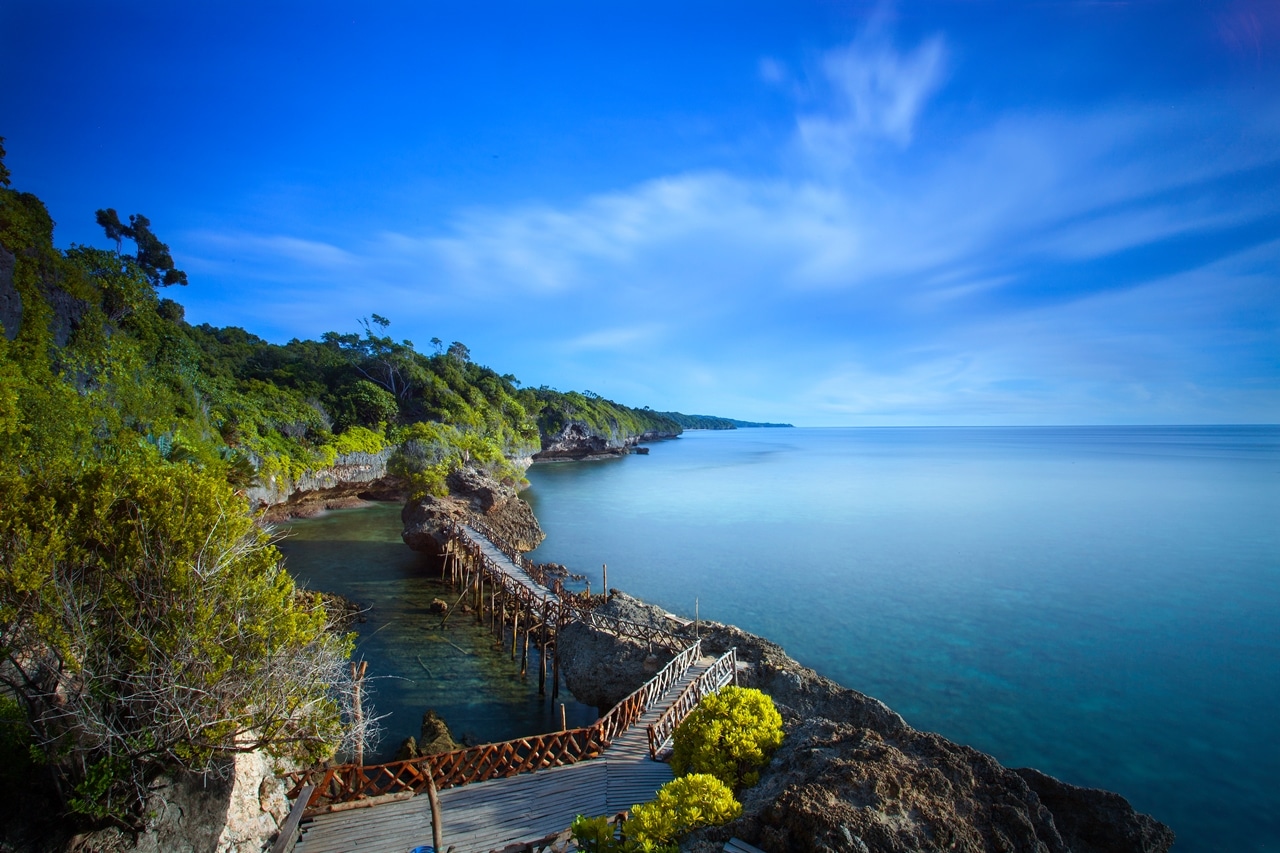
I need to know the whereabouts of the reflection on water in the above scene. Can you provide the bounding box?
[275,502,597,762]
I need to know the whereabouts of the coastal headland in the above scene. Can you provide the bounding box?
[397,458,1175,853]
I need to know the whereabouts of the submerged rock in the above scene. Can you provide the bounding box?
[394,710,460,761]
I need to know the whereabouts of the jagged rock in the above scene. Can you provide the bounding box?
[418,709,460,755]
[248,449,403,518]
[533,421,678,461]
[1014,767,1176,853]
[395,735,420,762]
[558,619,674,712]
[402,468,545,557]
[428,598,449,614]
[64,752,293,853]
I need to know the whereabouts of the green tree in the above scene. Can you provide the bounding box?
[0,136,11,188]
[94,209,188,287]
[0,454,363,824]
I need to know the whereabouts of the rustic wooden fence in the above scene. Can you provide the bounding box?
[285,640,706,813]
[646,648,738,760]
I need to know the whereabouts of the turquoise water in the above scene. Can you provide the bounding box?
[275,505,598,762]
[523,426,1280,853]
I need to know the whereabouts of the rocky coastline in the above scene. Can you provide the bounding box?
[532,421,680,461]
[400,465,1176,853]
[93,423,1172,853]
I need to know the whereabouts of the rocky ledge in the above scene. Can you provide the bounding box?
[247,449,407,521]
[401,467,545,556]
[533,421,678,461]
[560,593,1174,853]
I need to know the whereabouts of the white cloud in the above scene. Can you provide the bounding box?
[794,17,948,170]
[177,19,1279,424]
[564,324,666,352]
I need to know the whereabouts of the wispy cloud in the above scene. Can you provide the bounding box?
[795,12,948,166]
[177,16,1279,423]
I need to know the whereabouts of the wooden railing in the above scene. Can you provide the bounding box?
[286,726,604,811]
[452,522,687,651]
[647,648,737,760]
[595,640,702,744]
[285,639,706,813]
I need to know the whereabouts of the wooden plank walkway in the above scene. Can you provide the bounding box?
[459,525,564,608]
[292,659,714,853]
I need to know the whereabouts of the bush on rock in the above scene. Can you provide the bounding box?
[670,685,783,790]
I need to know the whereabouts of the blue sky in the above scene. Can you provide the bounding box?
[2,1,1277,426]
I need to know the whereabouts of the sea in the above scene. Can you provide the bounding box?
[281,426,1279,852]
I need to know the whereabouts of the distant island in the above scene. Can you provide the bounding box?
[651,411,794,429]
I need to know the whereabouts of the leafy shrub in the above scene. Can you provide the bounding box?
[568,774,740,852]
[670,686,784,790]
[626,773,741,846]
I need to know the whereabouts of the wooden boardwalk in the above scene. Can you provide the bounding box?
[292,658,715,853]
[459,524,564,609]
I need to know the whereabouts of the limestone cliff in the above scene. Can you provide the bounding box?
[533,420,680,461]
[245,448,405,520]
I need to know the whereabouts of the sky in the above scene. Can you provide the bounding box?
[2,1,1277,426]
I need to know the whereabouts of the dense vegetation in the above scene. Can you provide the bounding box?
[537,389,681,444]
[655,411,794,429]
[0,149,366,829]
[0,142,757,831]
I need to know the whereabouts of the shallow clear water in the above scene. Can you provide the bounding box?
[275,504,597,762]
[523,426,1280,853]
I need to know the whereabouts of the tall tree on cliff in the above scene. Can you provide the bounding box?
[94,208,188,287]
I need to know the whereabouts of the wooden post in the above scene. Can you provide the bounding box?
[551,612,561,703]
[504,607,514,660]
[603,563,608,595]
[538,598,548,695]
[351,660,368,767]
[560,703,567,731]
[520,601,531,676]
[425,766,443,852]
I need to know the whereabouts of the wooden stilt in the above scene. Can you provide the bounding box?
[538,599,548,695]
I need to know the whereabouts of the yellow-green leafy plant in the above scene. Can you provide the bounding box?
[626,773,741,847]
[670,685,784,790]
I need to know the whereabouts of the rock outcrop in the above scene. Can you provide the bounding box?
[246,449,404,520]
[402,467,545,557]
[64,752,294,853]
[558,594,1173,853]
[559,620,674,712]
[533,421,678,461]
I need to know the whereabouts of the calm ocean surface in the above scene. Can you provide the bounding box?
[522,426,1279,853]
